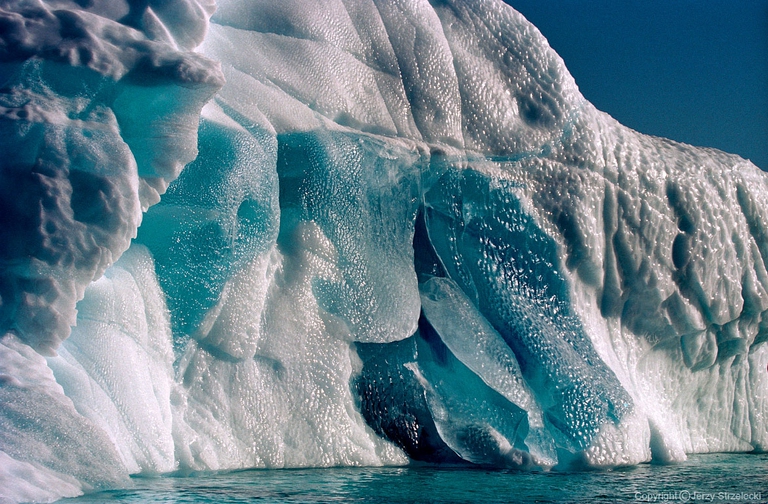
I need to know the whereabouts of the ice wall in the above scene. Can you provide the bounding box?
[1,0,767,502]
[0,0,223,354]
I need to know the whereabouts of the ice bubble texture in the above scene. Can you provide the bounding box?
[1,0,767,502]
[0,0,223,355]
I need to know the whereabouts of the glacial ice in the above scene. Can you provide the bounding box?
[1,0,767,502]
[0,0,224,355]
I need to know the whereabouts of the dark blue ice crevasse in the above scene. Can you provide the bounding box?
[356,162,633,467]
[418,276,556,467]
[423,165,633,451]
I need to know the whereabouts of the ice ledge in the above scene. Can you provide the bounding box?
[0,0,223,354]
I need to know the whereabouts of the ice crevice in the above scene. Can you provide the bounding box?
[1,0,768,502]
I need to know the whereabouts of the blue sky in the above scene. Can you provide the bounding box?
[506,0,768,170]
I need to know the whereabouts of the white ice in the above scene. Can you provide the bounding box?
[1,0,767,502]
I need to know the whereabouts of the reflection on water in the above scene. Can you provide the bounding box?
[62,453,767,503]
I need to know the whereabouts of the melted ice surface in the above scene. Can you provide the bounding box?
[1,0,767,502]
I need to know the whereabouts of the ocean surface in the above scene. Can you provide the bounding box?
[62,453,767,503]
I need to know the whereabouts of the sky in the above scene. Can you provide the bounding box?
[505,0,768,171]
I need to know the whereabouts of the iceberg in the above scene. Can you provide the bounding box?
[1,0,767,501]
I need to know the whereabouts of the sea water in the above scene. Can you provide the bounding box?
[62,453,767,503]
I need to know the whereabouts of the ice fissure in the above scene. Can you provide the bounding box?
[1,0,767,502]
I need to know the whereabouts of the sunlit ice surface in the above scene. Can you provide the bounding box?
[0,1,766,502]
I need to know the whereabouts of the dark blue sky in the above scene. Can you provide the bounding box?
[506,0,768,170]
